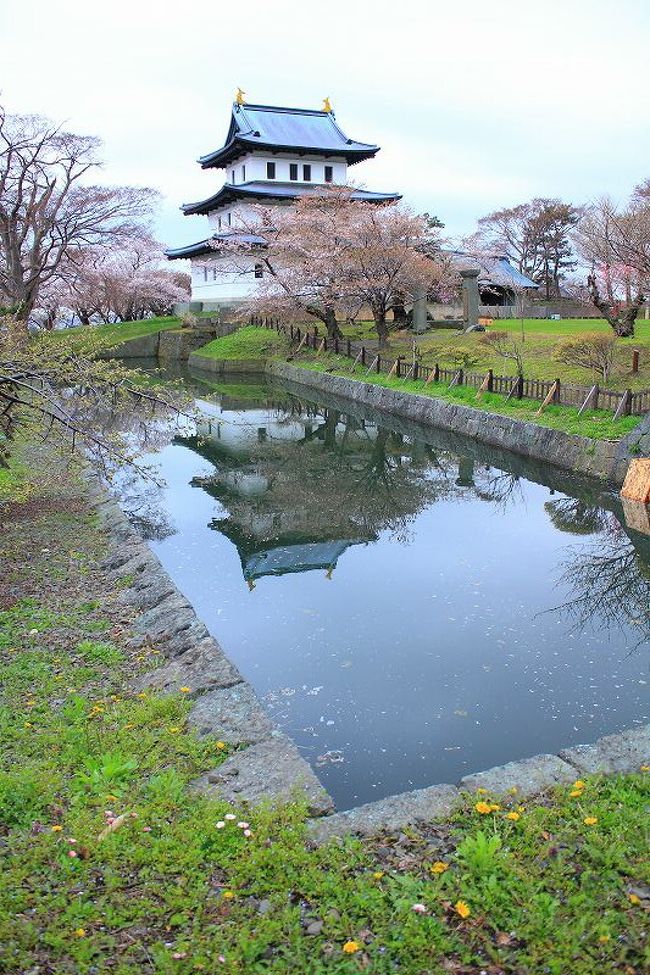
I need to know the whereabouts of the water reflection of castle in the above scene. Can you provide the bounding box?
[177,390,452,583]
[172,382,649,643]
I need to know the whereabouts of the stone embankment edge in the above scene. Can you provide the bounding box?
[307,724,650,844]
[187,353,268,375]
[268,361,650,486]
[84,473,334,818]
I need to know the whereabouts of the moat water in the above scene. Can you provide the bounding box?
[119,366,649,810]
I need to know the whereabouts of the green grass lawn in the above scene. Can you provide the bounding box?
[327,319,650,393]
[193,325,290,360]
[49,317,182,346]
[1,448,649,974]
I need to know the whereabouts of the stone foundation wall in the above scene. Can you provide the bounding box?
[268,362,649,485]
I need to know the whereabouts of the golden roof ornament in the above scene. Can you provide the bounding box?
[235,87,246,106]
[322,96,333,113]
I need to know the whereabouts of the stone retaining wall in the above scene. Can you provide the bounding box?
[86,476,333,818]
[188,354,268,375]
[268,362,650,486]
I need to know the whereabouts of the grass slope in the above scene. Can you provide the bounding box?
[0,447,648,974]
[298,358,641,440]
[50,317,182,347]
[193,326,290,361]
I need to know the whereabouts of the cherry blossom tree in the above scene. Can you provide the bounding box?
[0,102,159,326]
[574,189,649,337]
[211,187,449,346]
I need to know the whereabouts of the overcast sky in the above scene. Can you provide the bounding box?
[3,0,649,252]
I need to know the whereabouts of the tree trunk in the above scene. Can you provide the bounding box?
[374,308,389,348]
[391,297,408,328]
[324,305,343,340]
[587,274,642,338]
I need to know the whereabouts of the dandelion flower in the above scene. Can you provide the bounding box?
[180,686,191,694]
[168,727,180,734]
[583,817,598,826]
[628,893,641,906]
[222,890,234,899]
[411,903,427,914]
[51,825,63,832]
[215,741,227,751]
[476,787,488,794]
[475,801,492,814]
[598,934,610,943]
[342,941,360,954]
[573,780,586,789]
[489,803,501,812]
[136,693,147,700]
[505,811,520,821]
[372,871,384,879]
[640,765,649,773]
[430,861,448,874]
[73,928,86,938]
[569,789,583,798]
[454,900,471,919]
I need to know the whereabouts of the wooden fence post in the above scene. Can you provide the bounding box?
[377,354,381,373]
[361,347,366,367]
[632,349,640,374]
[346,338,351,357]
[578,383,599,416]
[553,378,561,403]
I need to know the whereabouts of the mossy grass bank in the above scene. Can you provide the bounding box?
[1,443,649,974]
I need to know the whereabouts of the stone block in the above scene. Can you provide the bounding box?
[621,458,650,503]
[307,783,460,844]
[191,736,334,817]
[460,754,575,796]
[132,638,242,695]
[188,683,275,744]
[559,724,650,775]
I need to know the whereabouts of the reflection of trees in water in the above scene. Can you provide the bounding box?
[116,471,176,541]
[554,514,650,648]
[545,498,609,535]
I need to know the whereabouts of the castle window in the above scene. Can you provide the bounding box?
[242,164,246,181]
[218,216,222,229]
[324,165,333,183]
[289,163,298,181]
[266,161,276,179]
[303,164,311,181]
[203,267,208,282]
[212,268,218,281]
[254,263,264,279]
[231,169,235,183]
[227,212,231,226]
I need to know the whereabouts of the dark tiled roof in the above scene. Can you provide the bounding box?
[451,251,539,289]
[182,181,401,215]
[165,231,266,260]
[198,102,380,168]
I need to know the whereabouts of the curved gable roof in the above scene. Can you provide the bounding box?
[199,103,380,169]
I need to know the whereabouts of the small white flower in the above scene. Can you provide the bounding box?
[243,829,252,837]
[411,903,427,914]
[237,821,249,829]
[224,813,236,821]
[216,821,225,829]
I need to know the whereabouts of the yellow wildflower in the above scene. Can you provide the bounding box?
[372,871,384,880]
[489,803,501,812]
[342,941,360,954]
[51,825,63,832]
[573,780,586,789]
[598,935,610,943]
[180,686,191,694]
[215,741,227,751]
[476,787,488,794]
[628,893,641,906]
[569,789,583,798]
[475,801,492,814]
[222,890,234,899]
[73,928,86,938]
[508,786,518,795]
[168,727,180,734]
[640,765,649,773]
[505,811,520,821]
[430,861,449,874]
[136,693,147,700]
[583,816,598,826]
[454,900,471,919]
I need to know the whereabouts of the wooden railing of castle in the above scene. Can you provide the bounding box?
[251,317,650,418]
